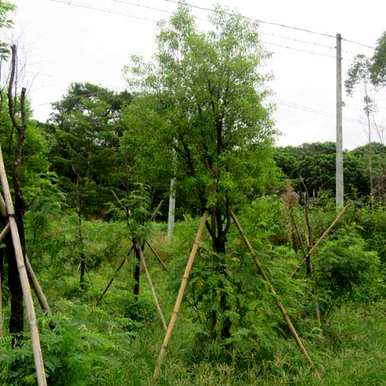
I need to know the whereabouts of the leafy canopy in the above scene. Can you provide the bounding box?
[123,5,276,216]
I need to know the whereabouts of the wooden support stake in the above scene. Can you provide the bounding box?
[291,204,349,277]
[0,193,6,217]
[25,256,51,315]
[153,211,208,381]
[0,222,10,243]
[306,204,348,259]
[145,239,168,272]
[0,216,51,316]
[0,250,3,337]
[139,249,167,331]
[96,254,128,306]
[231,210,315,368]
[0,148,47,386]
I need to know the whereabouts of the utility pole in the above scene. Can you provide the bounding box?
[167,176,176,241]
[167,145,177,241]
[336,33,344,209]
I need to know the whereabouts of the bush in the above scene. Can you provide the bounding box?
[0,300,137,385]
[315,227,383,312]
[357,207,386,266]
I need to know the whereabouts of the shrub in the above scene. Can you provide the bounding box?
[315,227,383,312]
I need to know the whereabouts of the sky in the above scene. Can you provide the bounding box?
[8,0,386,149]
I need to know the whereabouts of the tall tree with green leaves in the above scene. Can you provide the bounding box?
[124,5,276,339]
[124,5,276,253]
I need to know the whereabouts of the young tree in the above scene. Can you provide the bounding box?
[124,5,276,338]
[48,82,132,286]
[346,55,376,206]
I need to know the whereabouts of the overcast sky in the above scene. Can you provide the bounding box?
[10,0,386,148]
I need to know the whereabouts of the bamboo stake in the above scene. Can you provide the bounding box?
[96,254,128,306]
[0,193,6,217]
[145,239,168,272]
[0,251,3,337]
[231,210,314,367]
[0,222,10,242]
[153,211,208,381]
[25,255,51,315]
[291,204,349,277]
[306,204,348,258]
[139,248,167,331]
[0,148,47,386]
[151,200,164,222]
[0,215,51,315]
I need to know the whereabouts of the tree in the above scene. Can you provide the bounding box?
[124,6,276,253]
[346,54,376,206]
[48,82,132,286]
[124,5,276,339]
[274,142,377,201]
[371,31,386,86]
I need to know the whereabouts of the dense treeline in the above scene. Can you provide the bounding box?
[274,142,386,201]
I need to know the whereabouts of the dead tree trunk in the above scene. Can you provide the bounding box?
[6,44,26,340]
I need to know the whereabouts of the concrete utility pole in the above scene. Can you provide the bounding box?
[167,176,176,241]
[167,144,177,241]
[336,33,344,209]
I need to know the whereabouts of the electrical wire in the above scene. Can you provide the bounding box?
[114,0,338,54]
[259,31,335,50]
[262,41,335,58]
[159,0,375,49]
[50,1,339,59]
[112,0,172,16]
[50,0,159,23]
[342,38,375,50]
[159,0,335,38]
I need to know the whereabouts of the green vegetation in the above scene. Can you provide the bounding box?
[0,2,385,385]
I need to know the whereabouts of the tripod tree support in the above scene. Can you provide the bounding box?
[153,211,208,381]
[291,204,349,278]
[0,148,47,386]
[230,210,315,368]
[139,248,167,331]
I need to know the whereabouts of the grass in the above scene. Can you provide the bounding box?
[1,216,385,385]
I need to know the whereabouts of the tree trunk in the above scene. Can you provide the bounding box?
[0,242,3,337]
[210,210,231,340]
[77,211,86,289]
[6,233,23,345]
[6,45,27,341]
[133,240,141,299]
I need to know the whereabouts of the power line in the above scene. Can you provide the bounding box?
[278,99,376,129]
[262,41,335,58]
[159,0,335,38]
[342,38,375,50]
[115,0,338,52]
[112,0,172,16]
[260,31,335,50]
[158,0,375,50]
[49,0,338,58]
[50,0,158,23]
